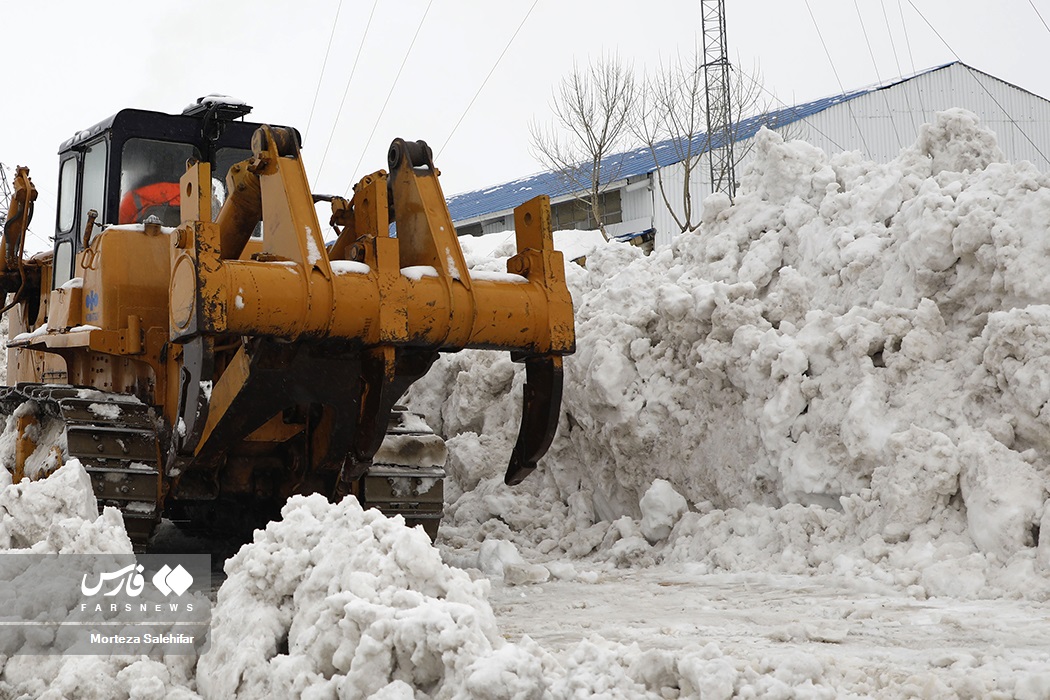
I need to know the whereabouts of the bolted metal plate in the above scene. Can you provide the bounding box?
[66,426,159,463]
[362,465,445,539]
[85,467,159,501]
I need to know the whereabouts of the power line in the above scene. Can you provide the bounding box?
[853,0,903,149]
[314,0,381,184]
[346,0,435,196]
[436,0,539,160]
[304,0,344,144]
[1028,0,1050,35]
[879,0,918,133]
[803,0,871,154]
[896,0,927,118]
[730,66,849,152]
[904,0,1050,167]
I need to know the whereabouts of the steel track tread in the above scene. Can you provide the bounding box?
[1,383,162,549]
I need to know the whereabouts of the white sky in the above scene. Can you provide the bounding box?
[4,0,1048,251]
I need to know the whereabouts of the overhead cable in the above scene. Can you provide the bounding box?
[304,0,344,143]
[437,0,540,160]
[804,0,871,154]
[347,0,436,195]
[315,0,381,183]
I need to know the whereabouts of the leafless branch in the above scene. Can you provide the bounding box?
[529,55,637,237]
[633,51,770,234]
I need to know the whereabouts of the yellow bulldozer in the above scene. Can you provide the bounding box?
[0,96,574,546]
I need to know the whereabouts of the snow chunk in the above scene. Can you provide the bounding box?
[305,227,321,265]
[478,538,549,585]
[959,433,1045,559]
[87,403,121,420]
[639,479,688,544]
[916,108,1005,174]
[401,265,439,280]
[331,260,371,275]
[0,459,133,554]
[11,323,49,343]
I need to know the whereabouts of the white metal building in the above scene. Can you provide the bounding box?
[447,62,1050,249]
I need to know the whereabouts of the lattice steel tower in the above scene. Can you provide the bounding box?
[701,0,736,200]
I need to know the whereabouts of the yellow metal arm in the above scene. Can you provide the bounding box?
[167,126,575,487]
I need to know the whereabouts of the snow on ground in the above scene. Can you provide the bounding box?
[2,110,1050,697]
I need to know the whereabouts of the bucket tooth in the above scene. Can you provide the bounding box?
[505,355,564,486]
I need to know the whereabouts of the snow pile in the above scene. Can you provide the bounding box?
[0,380,198,698]
[0,460,203,700]
[0,458,132,554]
[198,494,510,698]
[411,109,1050,600]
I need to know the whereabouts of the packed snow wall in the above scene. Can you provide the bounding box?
[409,109,1050,565]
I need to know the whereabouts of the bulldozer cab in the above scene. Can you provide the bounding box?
[51,97,283,289]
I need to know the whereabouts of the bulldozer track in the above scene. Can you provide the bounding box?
[0,385,447,546]
[0,383,162,548]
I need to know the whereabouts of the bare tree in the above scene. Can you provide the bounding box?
[529,55,637,238]
[0,164,12,231]
[634,52,768,234]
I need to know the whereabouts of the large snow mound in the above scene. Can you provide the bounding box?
[410,109,1050,600]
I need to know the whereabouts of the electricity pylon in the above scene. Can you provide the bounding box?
[701,0,736,200]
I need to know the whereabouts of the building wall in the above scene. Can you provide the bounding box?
[650,158,717,248]
[607,179,656,240]
[482,215,513,235]
[783,64,1050,171]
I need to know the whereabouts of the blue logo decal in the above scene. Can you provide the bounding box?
[86,290,100,311]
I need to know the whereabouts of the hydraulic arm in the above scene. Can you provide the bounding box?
[167,126,575,493]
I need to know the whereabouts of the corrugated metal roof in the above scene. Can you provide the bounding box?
[447,62,958,224]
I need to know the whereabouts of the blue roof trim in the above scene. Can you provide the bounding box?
[447,62,959,224]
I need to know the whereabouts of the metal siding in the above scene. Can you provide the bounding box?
[654,164,683,247]
[620,182,653,223]
[453,63,1050,245]
[650,161,714,247]
[481,216,512,235]
[652,166,679,248]
[784,64,1050,169]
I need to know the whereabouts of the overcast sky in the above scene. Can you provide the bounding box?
[4,0,1048,250]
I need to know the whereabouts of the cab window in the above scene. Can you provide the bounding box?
[57,157,77,233]
[53,240,73,289]
[80,141,107,237]
[119,139,199,226]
